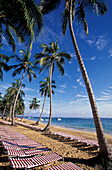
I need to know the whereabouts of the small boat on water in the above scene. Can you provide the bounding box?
[40,118,44,121]
[57,118,61,121]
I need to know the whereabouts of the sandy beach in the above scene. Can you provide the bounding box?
[0,118,112,169]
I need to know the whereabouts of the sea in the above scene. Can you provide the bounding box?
[20,116,112,135]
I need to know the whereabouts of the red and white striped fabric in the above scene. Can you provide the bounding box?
[4,145,21,150]
[78,139,98,146]
[32,153,63,166]
[47,162,82,170]
[24,147,51,156]
[6,150,26,157]
[9,153,63,169]
[9,157,36,169]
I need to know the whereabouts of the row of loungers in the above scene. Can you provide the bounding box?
[0,125,82,169]
[50,132,99,147]
[0,119,99,147]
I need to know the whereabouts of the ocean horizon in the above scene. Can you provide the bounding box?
[18,116,112,135]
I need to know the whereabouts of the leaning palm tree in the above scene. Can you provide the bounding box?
[5,79,25,121]
[39,0,111,160]
[11,45,37,126]
[35,40,71,131]
[0,0,43,52]
[0,54,9,81]
[36,77,56,125]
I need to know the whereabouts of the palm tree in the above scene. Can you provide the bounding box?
[0,0,43,52]
[0,54,9,81]
[39,0,111,160]
[11,45,37,126]
[5,79,25,121]
[29,97,40,112]
[36,77,56,125]
[35,40,71,131]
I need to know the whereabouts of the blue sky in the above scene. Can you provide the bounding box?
[0,1,112,118]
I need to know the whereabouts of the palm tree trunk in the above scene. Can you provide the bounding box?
[11,70,25,126]
[2,105,6,119]
[43,63,53,131]
[36,93,47,125]
[69,0,111,158]
[9,95,15,121]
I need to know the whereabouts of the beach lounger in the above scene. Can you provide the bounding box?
[78,139,98,146]
[47,162,82,170]
[5,147,51,157]
[9,152,63,169]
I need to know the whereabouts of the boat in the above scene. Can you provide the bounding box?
[57,118,61,121]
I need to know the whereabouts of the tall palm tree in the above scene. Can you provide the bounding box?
[0,54,9,81]
[11,45,37,126]
[5,79,25,121]
[0,0,43,52]
[35,40,71,131]
[39,0,111,159]
[36,77,56,125]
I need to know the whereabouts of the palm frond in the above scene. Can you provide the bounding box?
[39,0,61,15]
[85,0,107,15]
[0,54,9,62]
[12,67,23,77]
[75,2,88,35]
[62,9,69,35]
[4,26,15,53]
[56,52,72,61]
[56,60,64,75]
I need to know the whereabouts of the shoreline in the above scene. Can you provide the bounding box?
[22,118,112,145]
[24,117,112,136]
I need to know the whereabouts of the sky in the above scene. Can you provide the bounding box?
[0,1,112,118]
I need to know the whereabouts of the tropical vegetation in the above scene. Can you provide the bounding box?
[36,77,56,125]
[10,45,37,125]
[34,40,71,131]
[39,0,111,161]
[0,0,43,52]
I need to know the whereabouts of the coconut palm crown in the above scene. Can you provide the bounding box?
[0,0,43,52]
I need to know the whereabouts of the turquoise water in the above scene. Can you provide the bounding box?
[21,117,112,135]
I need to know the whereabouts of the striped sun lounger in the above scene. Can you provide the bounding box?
[47,162,82,170]
[5,147,51,157]
[9,152,63,169]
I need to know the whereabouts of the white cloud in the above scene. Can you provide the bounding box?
[108,49,112,58]
[24,87,39,93]
[0,84,11,90]
[59,84,66,88]
[73,85,77,89]
[64,73,71,80]
[77,67,80,72]
[76,77,85,87]
[86,39,95,46]
[90,56,96,61]
[95,36,108,50]
[101,91,110,96]
[56,90,65,93]
[76,94,87,98]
